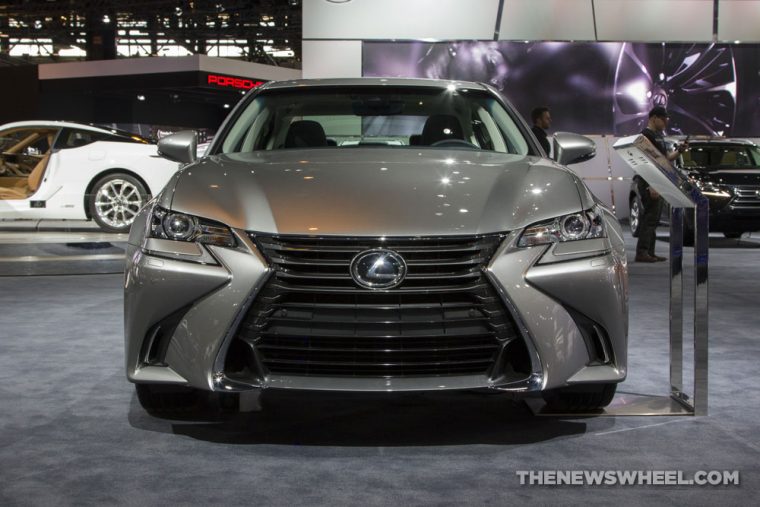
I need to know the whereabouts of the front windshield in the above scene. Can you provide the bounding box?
[218,86,530,155]
[682,144,760,170]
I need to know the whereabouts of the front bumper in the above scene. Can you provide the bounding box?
[709,208,760,233]
[703,187,760,233]
[125,229,627,393]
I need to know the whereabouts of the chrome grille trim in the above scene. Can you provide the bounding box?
[226,234,527,379]
[731,186,760,209]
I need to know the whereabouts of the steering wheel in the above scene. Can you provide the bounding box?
[430,139,479,149]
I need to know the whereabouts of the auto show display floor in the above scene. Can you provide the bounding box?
[0,229,127,276]
[1,231,758,506]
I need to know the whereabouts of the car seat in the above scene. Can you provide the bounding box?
[0,152,51,199]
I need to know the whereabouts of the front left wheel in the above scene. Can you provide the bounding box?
[89,173,149,233]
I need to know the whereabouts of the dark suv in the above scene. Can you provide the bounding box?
[630,139,760,240]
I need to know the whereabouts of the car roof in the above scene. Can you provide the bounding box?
[688,139,757,147]
[260,77,491,91]
[666,136,757,147]
[0,120,119,136]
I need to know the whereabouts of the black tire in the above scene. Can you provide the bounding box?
[89,173,149,233]
[629,195,642,237]
[724,232,742,239]
[135,384,204,414]
[542,383,617,412]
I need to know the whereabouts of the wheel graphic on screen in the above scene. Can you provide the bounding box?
[613,43,737,136]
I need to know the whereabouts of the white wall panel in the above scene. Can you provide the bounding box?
[303,0,500,40]
[302,41,362,78]
[39,55,300,80]
[499,0,596,41]
[718,0,760,42]
[595,0,713,41]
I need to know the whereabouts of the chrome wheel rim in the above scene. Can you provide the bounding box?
[94,179,143,229]
[630,199,640,233]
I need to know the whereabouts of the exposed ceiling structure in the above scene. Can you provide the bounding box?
[0,0,303,68]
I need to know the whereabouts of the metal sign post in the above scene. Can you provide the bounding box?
[614,134,709,416]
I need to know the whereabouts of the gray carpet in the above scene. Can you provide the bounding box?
[0,232,758,506]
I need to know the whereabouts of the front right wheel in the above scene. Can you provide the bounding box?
[542,383,617,412]
[629,195,642,237]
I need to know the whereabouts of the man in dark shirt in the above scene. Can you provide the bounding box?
[530,106,552,156]
[635,106,688,262]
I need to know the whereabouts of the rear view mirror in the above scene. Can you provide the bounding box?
[157,130,197,165]
[352,98,405,116]
[553,132,596,165]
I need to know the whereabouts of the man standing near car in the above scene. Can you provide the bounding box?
[635,106,688,262]
[531,106,552,156]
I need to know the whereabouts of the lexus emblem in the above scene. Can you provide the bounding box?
[350,249,407,290]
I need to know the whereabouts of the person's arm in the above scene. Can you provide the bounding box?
[667,139,689,161]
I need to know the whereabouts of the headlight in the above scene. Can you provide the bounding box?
[518,206,606,247]
[694,179,731,198]
[149,205,236,248]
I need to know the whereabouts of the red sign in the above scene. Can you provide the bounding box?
[207,74,264,90]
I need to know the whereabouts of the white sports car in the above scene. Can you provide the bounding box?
[0,121,180,232]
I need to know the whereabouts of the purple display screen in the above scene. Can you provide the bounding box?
[363,41,760,137]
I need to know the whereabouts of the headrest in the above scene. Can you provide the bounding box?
[284,120,327,148]
[421,115,464,145]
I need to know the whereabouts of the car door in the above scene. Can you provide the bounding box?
[41,128,107,219]
[0,125,60,219]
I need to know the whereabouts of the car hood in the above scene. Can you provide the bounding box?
[167,149,586,236]
[690,168,760,186]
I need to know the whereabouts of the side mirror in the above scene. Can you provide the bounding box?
[157,130,197,165]
[553,132,596,165]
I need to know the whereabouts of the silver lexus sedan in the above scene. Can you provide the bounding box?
[125,78,627,413]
